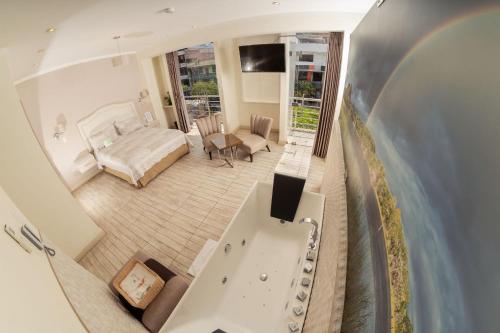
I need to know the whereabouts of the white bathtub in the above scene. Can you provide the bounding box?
[161,181,325,333]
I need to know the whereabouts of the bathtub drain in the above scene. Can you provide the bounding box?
[259,273,268,282]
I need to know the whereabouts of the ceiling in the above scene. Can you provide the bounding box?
[0,0,374,82]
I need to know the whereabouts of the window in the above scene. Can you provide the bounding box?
[312,72,323,82]
[299,54,314,62]
[298,71,308,81]
[177,43,219,96]
[289,33,330,138]
[176,43,221,123]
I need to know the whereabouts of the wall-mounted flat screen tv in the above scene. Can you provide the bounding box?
[239,43,286,73]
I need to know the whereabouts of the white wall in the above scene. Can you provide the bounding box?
[16,55,151,190]
[153,55,178,128]
[139,57,169,128]
[279,35,292,144]
[214,39,242,133]
[0,50,103,259]
[213,35,282,133]
[236,35,281,131]
[238,35,281,105]
[0,185,86,333]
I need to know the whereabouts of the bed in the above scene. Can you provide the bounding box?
[77,101,190,187]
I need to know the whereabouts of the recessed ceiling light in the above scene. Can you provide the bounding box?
[158,7,175,14]
[46,27,56,33]
[272,1,280,5]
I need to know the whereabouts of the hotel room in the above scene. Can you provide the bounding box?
[3,0,499,332]
[1,1,362,331]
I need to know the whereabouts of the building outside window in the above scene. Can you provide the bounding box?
[177,43,219,96]
[288,33,329,137]
[298,71,308,81]
[312,71,323,83]
[291,33,329,99]
[176,43,221,122]
[299,53,314,62]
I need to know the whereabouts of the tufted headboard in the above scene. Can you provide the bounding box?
[77,101,140,151]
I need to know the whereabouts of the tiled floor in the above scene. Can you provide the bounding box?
[75,130,324,284]
[288,129,316,147]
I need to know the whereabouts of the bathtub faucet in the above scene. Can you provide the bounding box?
[299,218,318,249]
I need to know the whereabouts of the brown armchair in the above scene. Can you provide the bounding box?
[241,114,273,162]
[195,114,222,160]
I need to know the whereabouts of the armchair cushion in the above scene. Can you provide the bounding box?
[240,134,267,154]
[142,276,188,333]
[250,114,273,139]
[202,133,221,152]
[240,115,273,158]
[196,114,222,139]
[196,114,223,155]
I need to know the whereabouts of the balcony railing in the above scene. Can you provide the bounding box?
[289,96,321,132]
[184,95,221,123]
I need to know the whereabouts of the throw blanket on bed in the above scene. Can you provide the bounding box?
[96,128,191,184]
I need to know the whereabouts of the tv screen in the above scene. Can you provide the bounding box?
[239,43,285,73]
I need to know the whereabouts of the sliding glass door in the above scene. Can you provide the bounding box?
[177,43,221,125]
[288,33,329,146]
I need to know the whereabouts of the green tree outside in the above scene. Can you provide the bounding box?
[294,80,317,97]
[191,81,219,95]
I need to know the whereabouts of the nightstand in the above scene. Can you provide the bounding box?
[74,152,97,174]
[145,119,160,128]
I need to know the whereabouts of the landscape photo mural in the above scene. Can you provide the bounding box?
[340,0,500,332]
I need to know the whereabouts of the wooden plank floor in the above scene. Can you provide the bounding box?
[75,130,325,284]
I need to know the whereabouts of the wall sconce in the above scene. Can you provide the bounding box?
[54,114,67,142]
[138,89,150,103]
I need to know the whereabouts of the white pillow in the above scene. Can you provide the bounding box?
[114,118,143,135]
[88,126,118,151]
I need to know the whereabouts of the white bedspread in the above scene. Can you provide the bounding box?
[95,127,190,184]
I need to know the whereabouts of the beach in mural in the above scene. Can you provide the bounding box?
[340,87,410,333]
[342,1,500,332]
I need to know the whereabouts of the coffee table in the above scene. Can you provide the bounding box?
[210,133,243,168]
